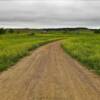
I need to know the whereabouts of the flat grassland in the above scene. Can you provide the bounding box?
[0,32,100,99]
[0,42,100,100]
[0,33,62,71]
[62,34,100,74]
[0,32,100,76]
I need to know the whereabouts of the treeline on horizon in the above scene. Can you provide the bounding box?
[0,27,100,34]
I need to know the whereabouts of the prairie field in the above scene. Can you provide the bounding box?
[62,34,100,74]
[0,30,100,99]
[0,33,62,71]
[0,29,100,76]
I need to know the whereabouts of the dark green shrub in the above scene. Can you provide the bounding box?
[0,28,6,34]
[94,29,100,34]
[9,29,14,33]
[29,32,35,36]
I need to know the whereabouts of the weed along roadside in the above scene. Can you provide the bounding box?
[0,33,63,71]
[61,35,100,75]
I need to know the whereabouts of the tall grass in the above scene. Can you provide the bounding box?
[62,35,100,75]
[0,33,62,71]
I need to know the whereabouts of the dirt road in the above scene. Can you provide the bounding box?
[0,42,100,100]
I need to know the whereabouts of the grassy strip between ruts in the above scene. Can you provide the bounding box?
[61,35,100,75]
[0,34,63,71]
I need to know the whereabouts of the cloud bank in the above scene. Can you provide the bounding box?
[0,0,100,28]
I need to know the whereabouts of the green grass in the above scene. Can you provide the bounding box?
[62,34,100,75]
[0,33,63,71]
[1,31,100,75]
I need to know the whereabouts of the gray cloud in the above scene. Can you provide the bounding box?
[0,0,100,28]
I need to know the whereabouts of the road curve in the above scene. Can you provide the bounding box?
[0,42,100,100]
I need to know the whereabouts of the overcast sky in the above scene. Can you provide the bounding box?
[0,0,100,28]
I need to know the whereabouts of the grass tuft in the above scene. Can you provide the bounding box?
[62,35,100,75]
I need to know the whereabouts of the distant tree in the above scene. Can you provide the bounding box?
[9,29,14,33]
[94,29,100,34]
[16,30,20,34]
[0,28,6,34]
[29,32,35,36]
